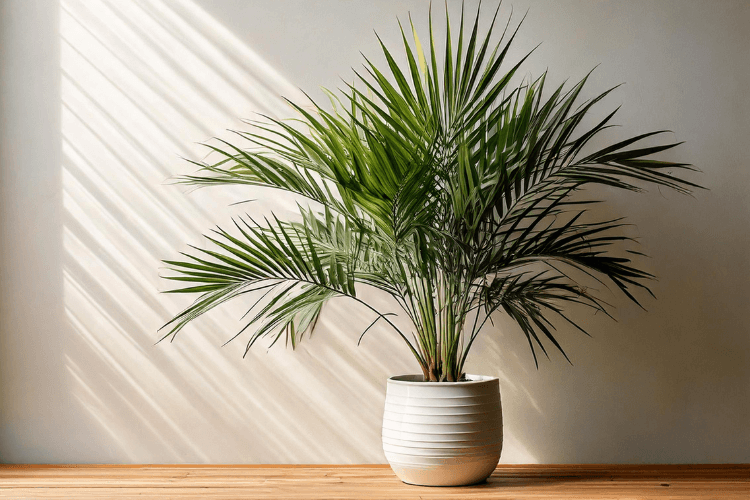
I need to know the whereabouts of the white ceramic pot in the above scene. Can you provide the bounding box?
[382,374,502,486]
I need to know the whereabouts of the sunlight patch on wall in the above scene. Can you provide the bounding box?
[60,0,400,463]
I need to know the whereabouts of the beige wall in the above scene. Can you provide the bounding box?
[1,0,748,464]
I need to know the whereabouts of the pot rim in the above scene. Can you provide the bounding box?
[388,374,497,385]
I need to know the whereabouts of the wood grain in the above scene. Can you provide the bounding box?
[1,464,748,499]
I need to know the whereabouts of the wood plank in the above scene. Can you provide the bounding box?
[0,465,748,499]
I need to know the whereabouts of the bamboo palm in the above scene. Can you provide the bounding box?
[160,4,699,381]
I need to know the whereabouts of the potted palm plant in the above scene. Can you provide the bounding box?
[160,4,698,486]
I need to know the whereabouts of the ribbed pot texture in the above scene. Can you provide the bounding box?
[382,374,503,486]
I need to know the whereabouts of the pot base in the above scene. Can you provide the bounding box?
[389,455,500,486]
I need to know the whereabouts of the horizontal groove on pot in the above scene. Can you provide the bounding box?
[381,421,504,434]
[382,422,502,435]
[383,401,501,415]
[385,394,500,407]
[382,435,502,448]
[382,429,502,444]
[383,410,500,419]
[383,409,501,424]
[385,451,500,464]
[384,452,501,466]
[383,442,501,456]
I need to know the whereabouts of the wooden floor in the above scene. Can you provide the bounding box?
[1,464,748,499]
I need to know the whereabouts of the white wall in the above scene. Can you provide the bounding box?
[1,0,748,464]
